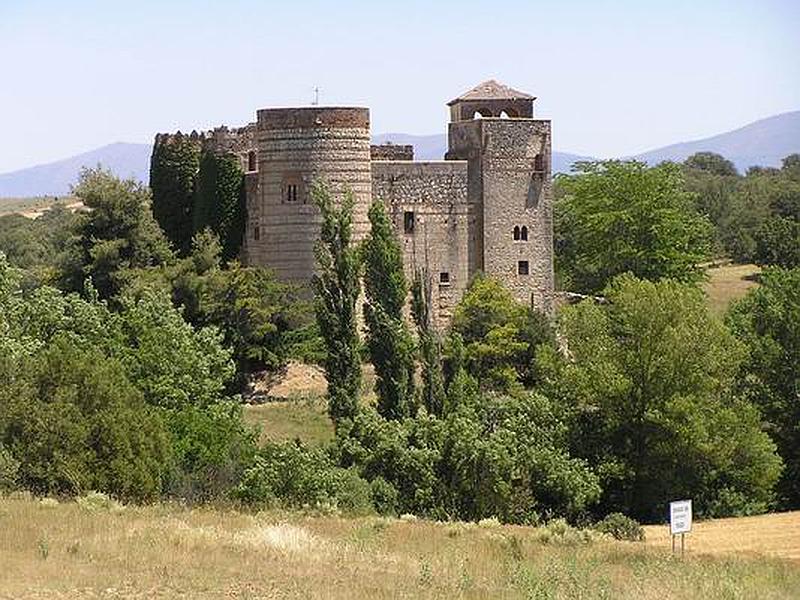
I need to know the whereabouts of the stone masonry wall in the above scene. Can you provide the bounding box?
[245,107,372,284]
[372,161,472,327]
[370,144,414,161]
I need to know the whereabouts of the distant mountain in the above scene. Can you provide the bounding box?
[373,133,593,173]
[631,111,800,173]
[0,142,151,197]
[1,110,797,197]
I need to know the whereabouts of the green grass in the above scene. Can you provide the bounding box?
[243,397,335,445]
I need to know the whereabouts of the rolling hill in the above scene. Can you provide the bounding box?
[0,110,797,197]
[0,142,151,198]
[631,110,800,173]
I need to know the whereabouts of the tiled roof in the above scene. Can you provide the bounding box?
[448,80,534,105]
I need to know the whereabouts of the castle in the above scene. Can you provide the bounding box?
[156,80,554,326]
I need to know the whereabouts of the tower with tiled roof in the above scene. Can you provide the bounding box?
[446,80,554,312]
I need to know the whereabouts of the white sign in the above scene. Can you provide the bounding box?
[670,500,692,535]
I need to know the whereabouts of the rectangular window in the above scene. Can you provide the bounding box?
[286,184,298,203]
[404,211,415,234]
[518,260,529,275]
[439,272,450,285]
[253,226,260,241]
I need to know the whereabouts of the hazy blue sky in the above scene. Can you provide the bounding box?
[1,0,798,172]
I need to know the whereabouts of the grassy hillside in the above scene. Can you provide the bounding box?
[1,495,797,599]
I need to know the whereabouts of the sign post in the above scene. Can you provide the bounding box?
[669,499,692,556]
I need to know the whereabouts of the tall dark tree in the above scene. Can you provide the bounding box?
[312,184,362,426]
[193,150,246,261]
[411,268,445,416]
[150,133,201,255]
[362,200,415,420]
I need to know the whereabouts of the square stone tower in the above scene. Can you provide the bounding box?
[446,80,554,313]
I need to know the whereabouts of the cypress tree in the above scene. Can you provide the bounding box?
[411,268,446,416]
[362,200,415,420]
[312,183,362,426]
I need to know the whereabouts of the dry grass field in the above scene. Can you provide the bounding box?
[0,196,79,217]
[645,511,800,563]
[703,263,761,315]
[1,495,798,600]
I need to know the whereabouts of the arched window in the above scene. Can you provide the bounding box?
[247,151,257,172]
[521,226,528,241]
[472,108,492,119]
[513,226,520,241]
[499,111,510,119]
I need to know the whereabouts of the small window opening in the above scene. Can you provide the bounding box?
[253,226,260,241]
[439,272,450,285]
[404,211,415,234]
[286,184,298,203]
[247,151,257,172]
[534,154,545,172]
[521,226,528,241]
[518,260,529,276]
[513,226,520,241]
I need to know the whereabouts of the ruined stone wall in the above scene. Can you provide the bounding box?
[371,161,471,327]
[245,107,372,284]
[370,144,414,161]
[203,124,257,170]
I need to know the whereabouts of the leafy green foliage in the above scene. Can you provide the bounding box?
[61,168,173,299]
[362,200,415,420]
[592,513,644,541]
[236,441,373,515]
[0,207,77,285]
[312,184,362,425]
[335,393,600,524]
[538,275,782,520]
[193,151,246,261]
[451,274,554,391]
[555,160,712,293]
[150,135,201,255]
[684,152,738,177]
[727,268,800,508]
[0,339,171,501]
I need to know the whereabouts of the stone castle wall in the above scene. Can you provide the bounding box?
[244,107,372,284]
[372,161,471,326]
[370,144,414,161]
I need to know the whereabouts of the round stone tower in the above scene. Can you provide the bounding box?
[245,106,372,284]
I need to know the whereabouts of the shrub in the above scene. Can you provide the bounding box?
[0,445,20,492]
[235,441,374,515]
[592,513,645,542]
[76,491,124,512]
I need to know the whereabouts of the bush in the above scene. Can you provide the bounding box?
[235,441,374,515]
[0,339,171,502]
[0,444,19,492]
[76,491,124,512]
[593,513,645,542]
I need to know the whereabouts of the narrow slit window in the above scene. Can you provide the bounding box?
[521,226,528,241]
[404,211,415,234]
[253,226,260,241]
[518,260,529,275]
[513,226,520,241]
[247,151,257,172]
[534,154,545,172]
